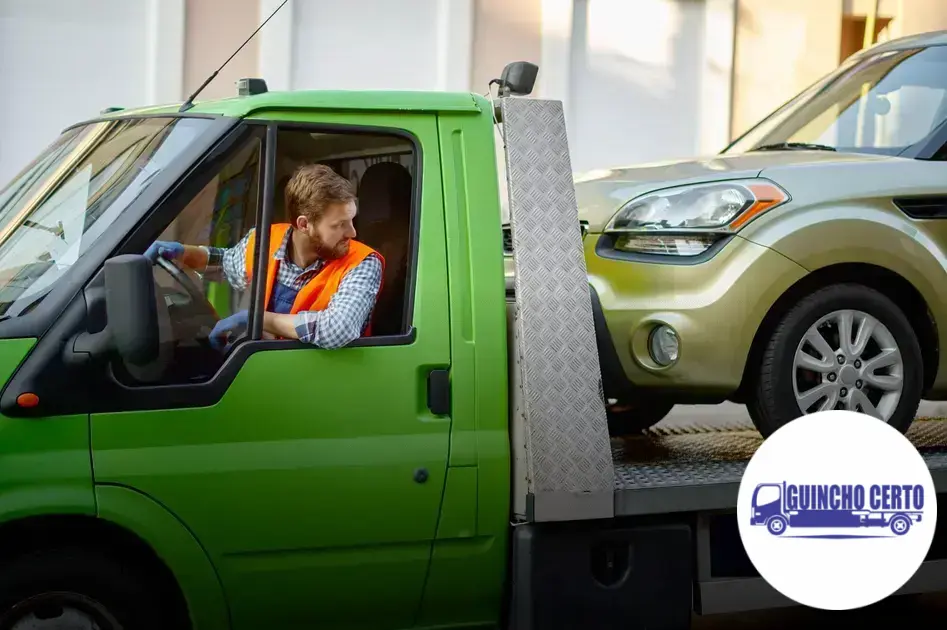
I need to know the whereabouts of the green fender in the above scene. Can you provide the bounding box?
[96,485,231,630]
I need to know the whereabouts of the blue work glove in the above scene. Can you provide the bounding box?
[209,310,249,351]
[145,240,184,262]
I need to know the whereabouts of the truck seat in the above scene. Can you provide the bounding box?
[355,161,413,336]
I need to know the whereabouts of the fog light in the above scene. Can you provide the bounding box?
[649,325,679,366]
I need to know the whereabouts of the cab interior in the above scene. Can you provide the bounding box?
[164,127,416,340]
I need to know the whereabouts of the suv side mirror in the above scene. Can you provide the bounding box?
[67,254,160,366]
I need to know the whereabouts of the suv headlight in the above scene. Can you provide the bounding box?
[603,179,789,256]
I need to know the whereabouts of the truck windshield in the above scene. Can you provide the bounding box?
[0,116,215,319]
[755,485,780,506]
[725,45,947,156]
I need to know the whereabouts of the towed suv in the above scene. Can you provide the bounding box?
[506,30,947,438]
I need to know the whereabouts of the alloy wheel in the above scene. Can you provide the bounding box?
[792,309,903,421]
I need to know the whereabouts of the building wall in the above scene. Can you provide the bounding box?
[184,0,260,100]
[0,0,154,183]
[471,0,543,94]
[4,0,947,186]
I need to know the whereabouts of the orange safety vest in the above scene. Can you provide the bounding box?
[244,223,385,336]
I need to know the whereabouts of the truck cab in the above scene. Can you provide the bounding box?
[0,78,516,629]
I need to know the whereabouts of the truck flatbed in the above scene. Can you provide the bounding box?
[613,415,947,517]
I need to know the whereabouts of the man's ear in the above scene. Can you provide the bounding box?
[294,215,309,231]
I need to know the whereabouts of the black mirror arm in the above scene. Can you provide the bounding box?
[63,328,113,367]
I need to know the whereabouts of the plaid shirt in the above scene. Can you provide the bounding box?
[203,227,383,348]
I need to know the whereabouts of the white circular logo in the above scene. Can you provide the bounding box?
[737,410,937,610]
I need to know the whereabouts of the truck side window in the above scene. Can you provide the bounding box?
[113,125,417,389]
[266,127,416,339]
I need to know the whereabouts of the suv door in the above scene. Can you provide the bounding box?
[88,115,451,630]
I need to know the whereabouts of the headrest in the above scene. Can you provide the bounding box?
[357,161,412,228]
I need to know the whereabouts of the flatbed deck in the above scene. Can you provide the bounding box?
[608,414,947,615]
[613,415,947,516]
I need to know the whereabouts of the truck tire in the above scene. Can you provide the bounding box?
[766,515,788,536]
[607,399,675,436]
[748,283,922,439]
[0,547,172,630]
[890,514,912,536]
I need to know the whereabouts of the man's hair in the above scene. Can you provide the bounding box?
[284,164,356,223]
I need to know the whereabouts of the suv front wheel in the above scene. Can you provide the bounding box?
[748,283,923,438]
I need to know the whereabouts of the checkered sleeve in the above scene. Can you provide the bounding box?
[203,228,253,291]
[293,253,384,348]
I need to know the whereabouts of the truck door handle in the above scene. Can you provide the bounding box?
[427,369,451,416]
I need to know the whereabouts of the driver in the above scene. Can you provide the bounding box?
[144,163,385,350]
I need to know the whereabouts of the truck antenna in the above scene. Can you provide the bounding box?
[179,0,289,112]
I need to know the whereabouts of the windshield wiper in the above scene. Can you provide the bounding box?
[754,142,837,152]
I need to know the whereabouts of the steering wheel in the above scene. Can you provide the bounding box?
[155,256,219,320]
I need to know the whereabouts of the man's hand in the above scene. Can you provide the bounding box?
[209,310,249,351]
[144,241,209,269]
[144,241,184,262]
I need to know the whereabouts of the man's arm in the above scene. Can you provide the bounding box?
[177,246,210,270]
[262,254,383,348]
[204,229,253,290]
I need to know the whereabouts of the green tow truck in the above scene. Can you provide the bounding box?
[1,62,947,630]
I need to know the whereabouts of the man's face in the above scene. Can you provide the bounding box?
[297,200,358,260]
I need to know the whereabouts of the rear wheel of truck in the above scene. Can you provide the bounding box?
[0,547,171,630]
[606,398,675,436]
[748,283,922,438]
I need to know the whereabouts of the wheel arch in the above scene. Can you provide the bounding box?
[0,513,192,627]
[734,262,938,402]
[94,484,231,630]
[0,485,231,630]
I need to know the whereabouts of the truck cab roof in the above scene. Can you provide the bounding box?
[93,88,490,124]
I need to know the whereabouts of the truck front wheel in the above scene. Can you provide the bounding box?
[766,515,788,536]
[0,547,171,630]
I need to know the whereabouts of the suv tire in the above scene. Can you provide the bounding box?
[748,283,922,438]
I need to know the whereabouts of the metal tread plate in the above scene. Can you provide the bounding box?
[613,416,947,516]
[500,95,615,521]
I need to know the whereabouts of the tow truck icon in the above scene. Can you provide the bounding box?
[750,482,925,537]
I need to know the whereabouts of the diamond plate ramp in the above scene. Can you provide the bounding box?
[500,95,615,522]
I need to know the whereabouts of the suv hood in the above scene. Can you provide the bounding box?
[571,150,897,232]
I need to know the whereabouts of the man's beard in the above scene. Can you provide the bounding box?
[310,233,350,260]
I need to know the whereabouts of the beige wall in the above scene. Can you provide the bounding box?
[471,0,543,93]
[184,0,261,100]
[895,0,947,37]
[730,0,844,141]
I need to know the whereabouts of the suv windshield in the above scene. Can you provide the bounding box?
[725,44,947,156]
[0,116,215,319]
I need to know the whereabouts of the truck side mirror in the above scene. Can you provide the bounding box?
[67,254,160,366]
